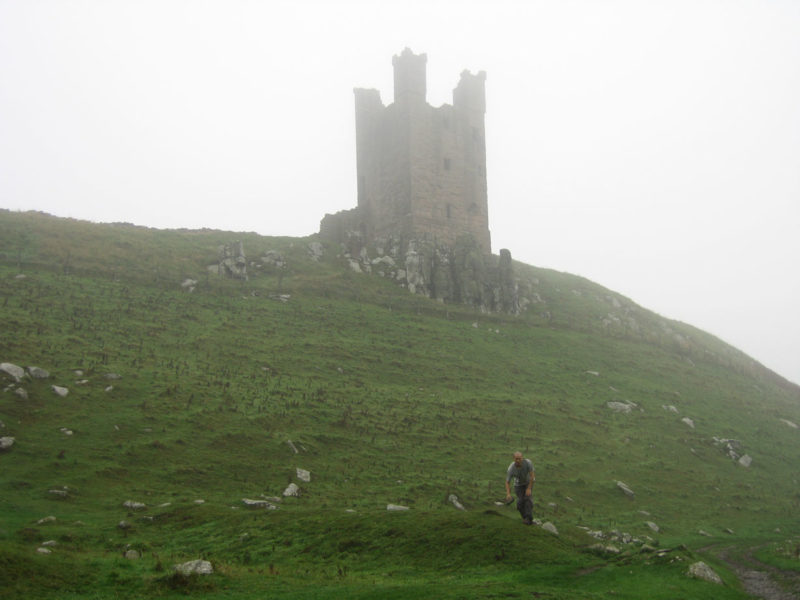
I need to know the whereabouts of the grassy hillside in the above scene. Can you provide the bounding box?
[1,209,799,599]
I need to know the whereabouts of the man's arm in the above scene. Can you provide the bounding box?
[525,469,535,497]
[505,478,511,499]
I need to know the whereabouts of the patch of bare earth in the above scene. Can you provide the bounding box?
[712,546,800,600]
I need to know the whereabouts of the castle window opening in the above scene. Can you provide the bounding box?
[446,204,452,219]
[443,158,451,171]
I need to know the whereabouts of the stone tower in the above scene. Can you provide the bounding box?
[321,48,491,253]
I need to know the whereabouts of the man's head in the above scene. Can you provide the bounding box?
[513,451,523,467]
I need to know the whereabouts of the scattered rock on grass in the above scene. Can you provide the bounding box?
[616,481,635,498]
[242,498,278,510]
[296,468,311,482]
[448,494,465,510]
[0,436,15,451]
[123,500,146,511]
[542,522,559,535]
[283,483,300,497]
[174,559,213,575]
[27,366,50,379]
[51,386,69,397]
[687,561,722,584]
[387,504,409,511]
[1,362,25,381]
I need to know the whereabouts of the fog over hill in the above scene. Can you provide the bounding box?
[1,1,798,385]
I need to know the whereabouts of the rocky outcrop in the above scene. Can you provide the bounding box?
[330,233,522,314]
[209,241,248,280]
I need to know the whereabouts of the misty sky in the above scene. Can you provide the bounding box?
[1,1,798,385]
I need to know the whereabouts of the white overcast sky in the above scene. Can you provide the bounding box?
[1,0,798,385]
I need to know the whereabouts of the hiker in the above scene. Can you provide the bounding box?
[505,451,535,525]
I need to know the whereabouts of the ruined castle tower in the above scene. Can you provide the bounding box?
[321,48,491,253]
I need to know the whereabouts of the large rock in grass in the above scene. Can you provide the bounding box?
[0,437,15,451]
[52,385,69,397]
[607,401,636,413]
[687,561,722,584]
[27,366,50,379]
[1,362,25,382]
[174,559,213,575]
[616,481,635,499]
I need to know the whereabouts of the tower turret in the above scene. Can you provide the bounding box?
[392,47,427,104]
[453,70,486,114]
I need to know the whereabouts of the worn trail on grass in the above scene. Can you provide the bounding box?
[708,545,800,600]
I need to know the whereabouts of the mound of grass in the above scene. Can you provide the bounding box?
[1,209,798,598]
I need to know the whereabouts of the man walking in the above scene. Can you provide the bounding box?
[505,451,535,525]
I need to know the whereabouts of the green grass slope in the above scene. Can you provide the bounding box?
[1,209,799,599]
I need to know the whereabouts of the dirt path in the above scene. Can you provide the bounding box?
[706,545,800,600]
